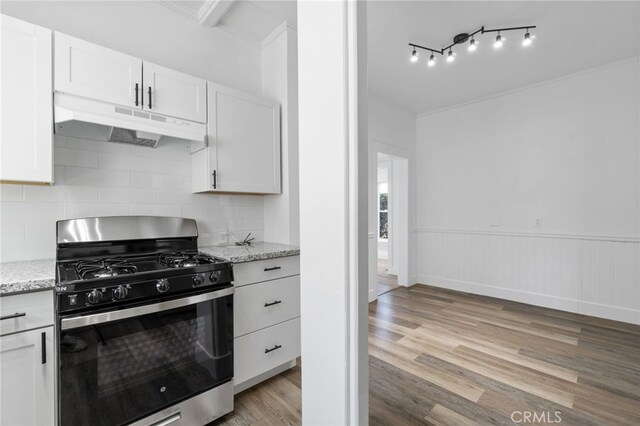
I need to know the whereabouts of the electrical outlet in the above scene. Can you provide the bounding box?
[534,217,543,228]
[217,230,229,245]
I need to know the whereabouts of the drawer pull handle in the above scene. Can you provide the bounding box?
[264,300,282,307]
[0,312,26,321]
[41,331,46,364]
[264,266,281,272]
[265,344,282,354]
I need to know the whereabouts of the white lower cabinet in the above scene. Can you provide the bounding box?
[234,317,300,386]
[233,255,300,392]
[0,290,55,426]
[0,326,55,426]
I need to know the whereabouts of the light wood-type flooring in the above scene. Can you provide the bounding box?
[377,258,400,295]
[214,284,640,425]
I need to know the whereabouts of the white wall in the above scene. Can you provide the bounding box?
[0,1,262,94]
[368,97,417,301]
[0,1,266,262]
[415,58,640,324]
[262,23,300,245]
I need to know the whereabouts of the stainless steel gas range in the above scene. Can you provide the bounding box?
[55,216,234,426]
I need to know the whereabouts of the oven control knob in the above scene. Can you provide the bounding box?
[192,275,204,287]
[87,289,103,305]
[112,285,128,300]
[156,279,170,293]
[209,271,220,283]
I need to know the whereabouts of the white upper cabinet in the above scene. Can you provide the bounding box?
[143,62,207,123]
[0,14,53,184]
[54,33,207,123]
[192,83,280,194]
[54,32,142,109]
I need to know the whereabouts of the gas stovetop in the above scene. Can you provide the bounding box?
[55,217,234,315]
[57,250,225,284]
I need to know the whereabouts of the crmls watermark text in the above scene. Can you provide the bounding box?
[511,411,562,423]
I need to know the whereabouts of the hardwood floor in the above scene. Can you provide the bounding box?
[215,284,640,425]
[377,258,400,295]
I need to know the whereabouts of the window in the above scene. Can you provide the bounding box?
[378,183,388,240]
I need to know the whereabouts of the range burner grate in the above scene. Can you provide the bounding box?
[158,251,217,268]
[76,258,138,280]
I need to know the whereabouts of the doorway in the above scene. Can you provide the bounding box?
[373,151,409,298]
[376,155,398,295]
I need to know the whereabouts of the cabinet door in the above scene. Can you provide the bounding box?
[208,84,281,194]
[0,327,55,426]
[143,62,206,123]
[54,32,142,108]
[0,14,53,183]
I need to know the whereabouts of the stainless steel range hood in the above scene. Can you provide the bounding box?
[54,93,207,149]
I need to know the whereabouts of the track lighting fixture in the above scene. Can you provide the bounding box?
[410,47,418,62]
[493,33,503,48]
[468,37,477,51]
[447,49,455,62]
[408,24,536,68]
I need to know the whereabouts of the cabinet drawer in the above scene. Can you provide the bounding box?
[235,276,300,337]
[233,256,300,287]
[234,317,300,386]
[0,291,54,336]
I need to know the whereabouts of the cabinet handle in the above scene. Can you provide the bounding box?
[265,344,282,354]
[148,86,152,109]
[264,266,281,272]
[212,170,217,189]
[264,300,282,307]
[0,312,26,321]
[41,331,46,364]
[135,83,139,106]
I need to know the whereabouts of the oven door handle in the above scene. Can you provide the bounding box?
[60,287,234,330]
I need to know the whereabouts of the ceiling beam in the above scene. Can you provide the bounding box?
[199,0,237,27]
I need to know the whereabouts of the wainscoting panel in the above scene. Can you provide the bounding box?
[415,230,640,324]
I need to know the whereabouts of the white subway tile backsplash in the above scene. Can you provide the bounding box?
[66,166,130,187]
[0,219,25,242]
[64,202,130,219]
[157,190,197,205]
[1,201,64,222]
[0,185,24,202]
[130,204,181,217]
[99,152,156,172]
[156,159,191,176]
[1,136,264,262]
[54,165,66,183]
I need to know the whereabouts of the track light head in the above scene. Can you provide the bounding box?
[410,47,418,62]
[428,54,436,67]
[522,31,532,46]
[447,49,455,62]
[468,37,477,52]
[493,33,503,49]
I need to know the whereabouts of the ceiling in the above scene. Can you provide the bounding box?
[160,0,296,44]
[158,1,638,114]
[368,1,640,114]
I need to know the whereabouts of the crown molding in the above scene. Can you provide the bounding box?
[417,55,640,118]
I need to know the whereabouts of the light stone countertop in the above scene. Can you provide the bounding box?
[0,259,56,296]
[199,242,300,263]
[0,242,299,296]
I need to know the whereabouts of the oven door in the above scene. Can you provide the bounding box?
[58,287,233,426]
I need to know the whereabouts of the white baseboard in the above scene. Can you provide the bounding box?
[416,275,640,325]
[368,288,377,303]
